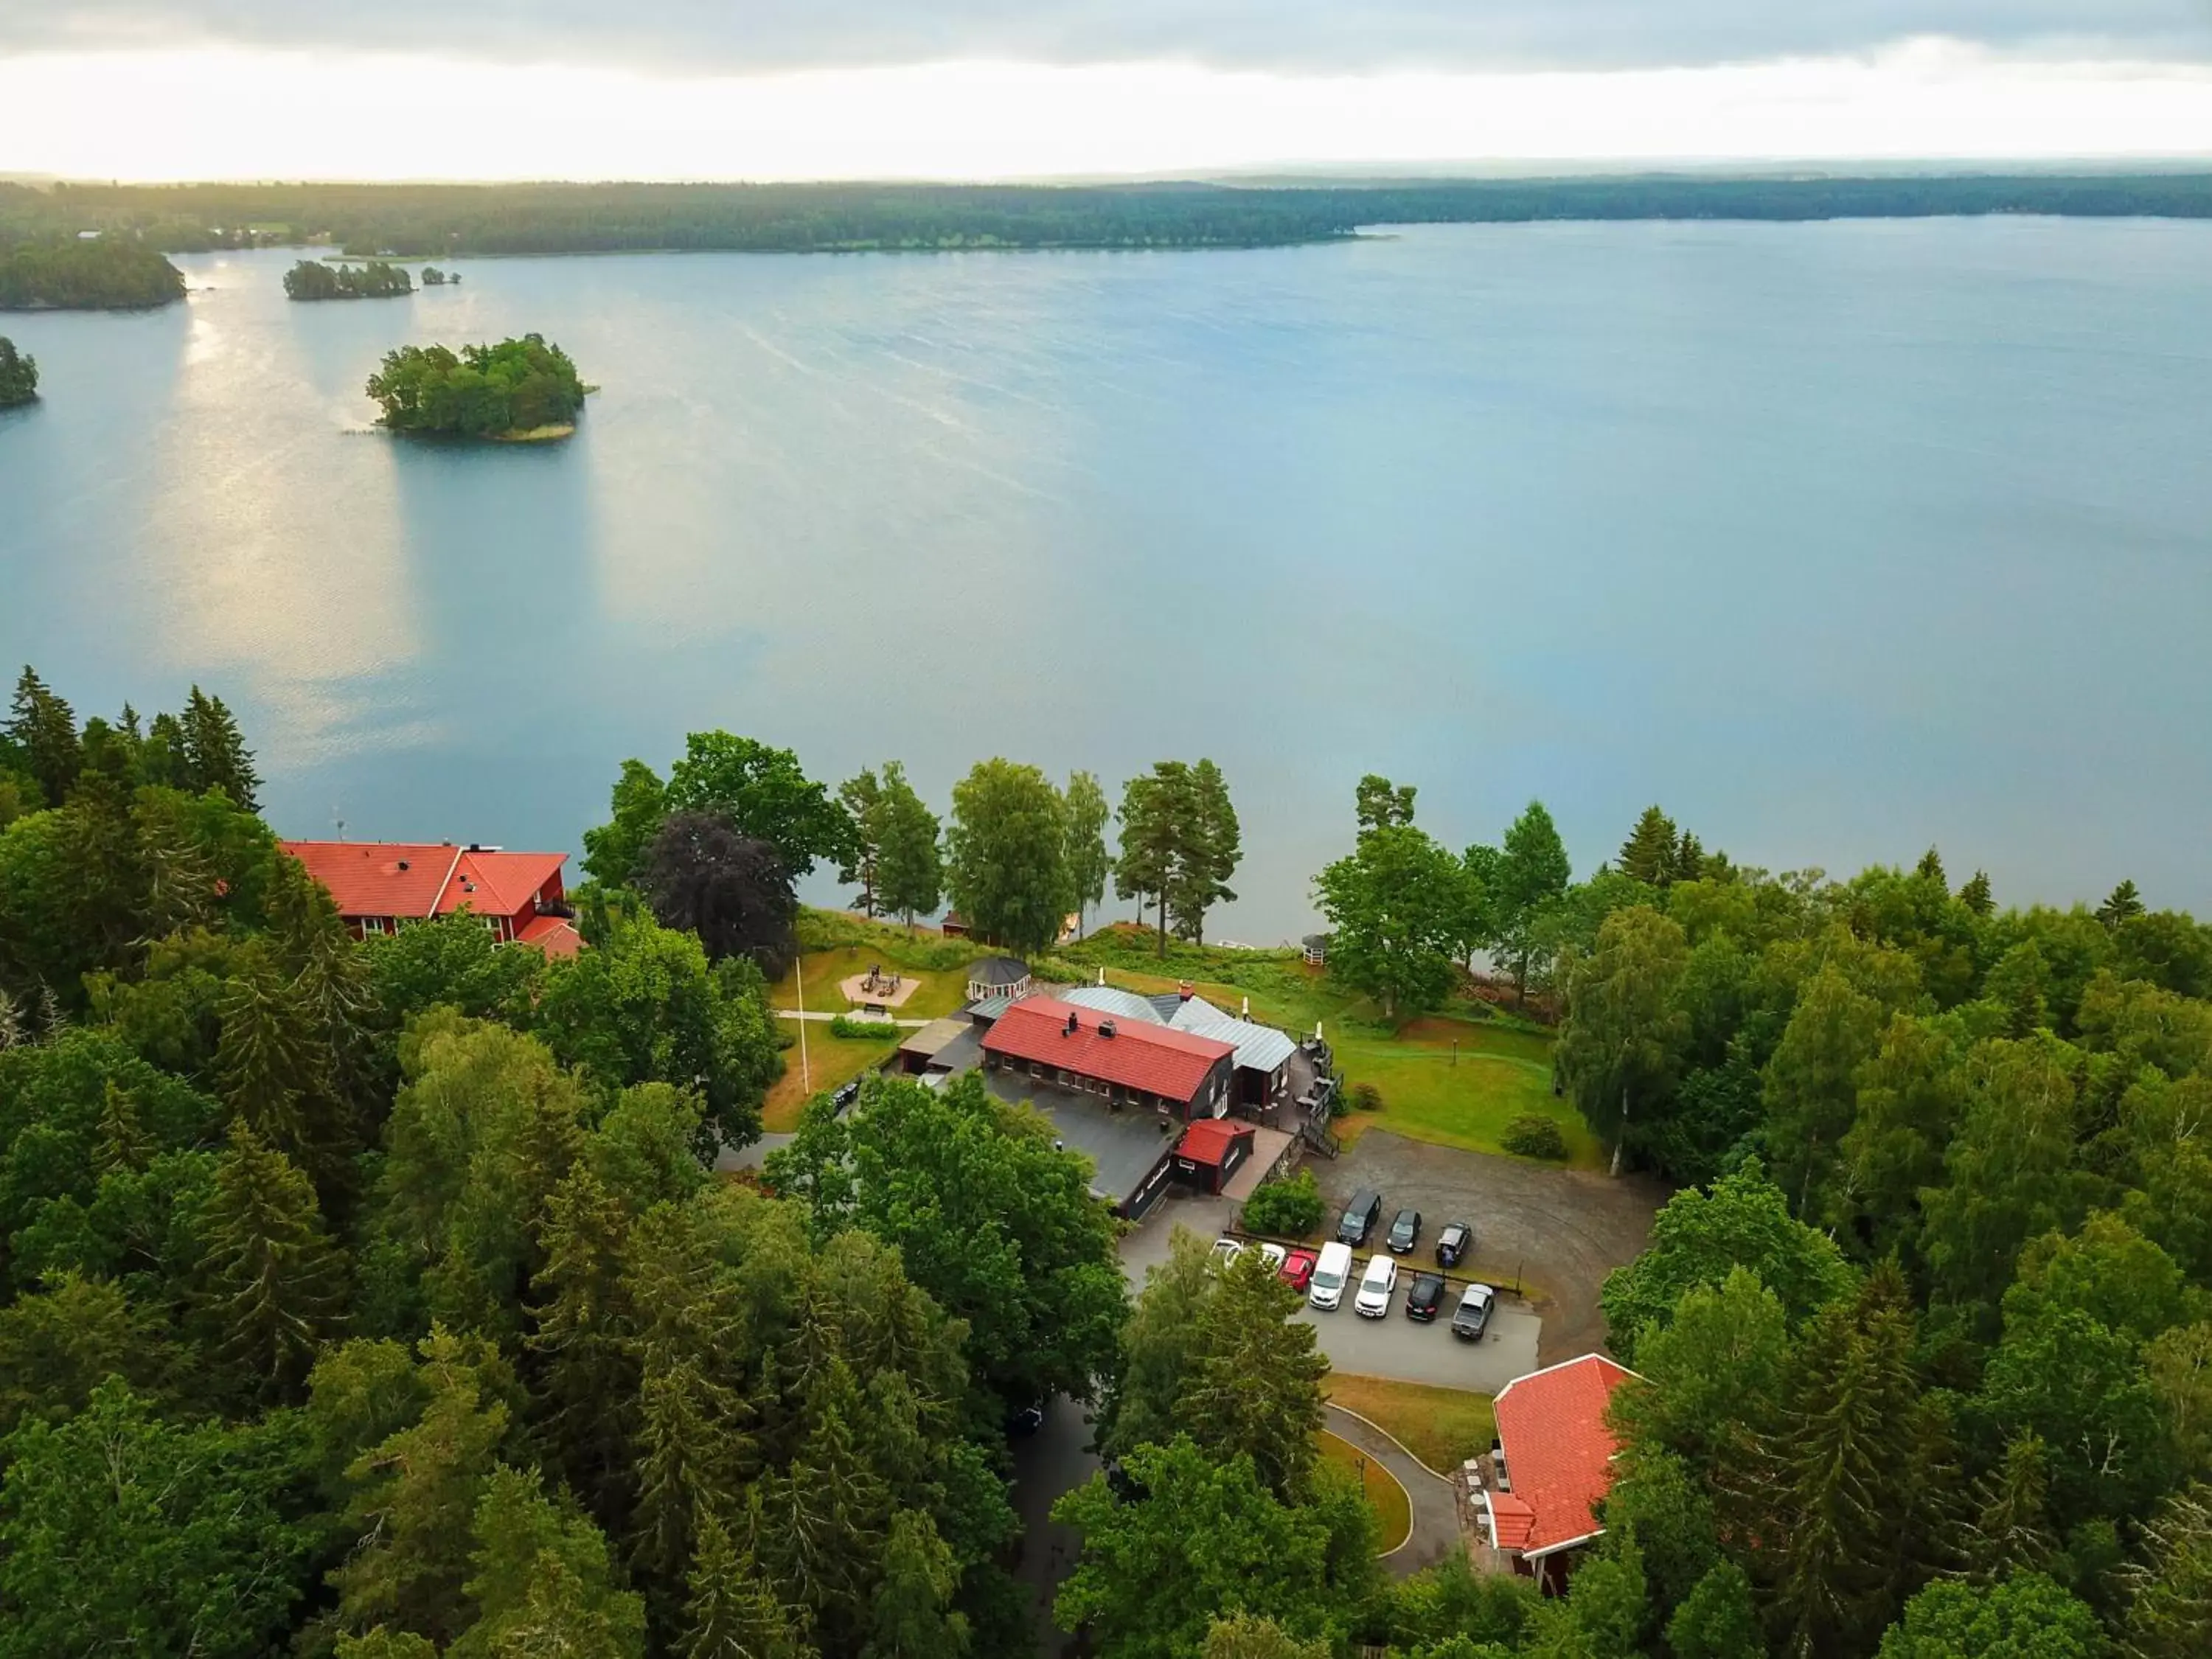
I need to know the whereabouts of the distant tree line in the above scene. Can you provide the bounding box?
[365,334,588,438]
[0,338,33,407]
[8,174,2211,261]
[282,259,414,300]
[0,234,186,310]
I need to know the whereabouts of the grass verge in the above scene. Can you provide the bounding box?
[1323,1374,1497,1475]
[759,1033,894,1133]
[1318,1430,1413,1553]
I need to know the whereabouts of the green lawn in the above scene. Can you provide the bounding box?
[1323,1375,1498,1475]
[1318,1430,1413,1552]
[760,1030,898,1133]
[1065,936,1596,1169]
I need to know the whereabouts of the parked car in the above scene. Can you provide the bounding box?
[1435,1220,1472,1268]
[1387,1208,1422,1253]
[832,1078,862,1114]
[1336,1189,1383,1246]
[1354,1253,1399,1318]
[1208,1237,1244,1269]
[1279,1246,1320,1292]
[1451,1282,1496,1341]
[1258,1242,1288,1273]
[1004,1395,1047,1436]
[1405,1273,1446,1322]
[1308,1242,1354,1311]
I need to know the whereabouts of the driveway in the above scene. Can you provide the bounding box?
[1318,1131,1663,1364]
[1324,1403,1459,1578]
[1008,1397,1095,1659]
[1124,1188,1540,1394]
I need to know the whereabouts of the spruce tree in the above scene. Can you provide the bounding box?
[2123,1483,2212,1659]
[2098,879,2148,930]
[528,1166,639,1515]
[181,685,262,809]
[1958,870,1994,917]
[678,1510,805,1659]
[92,1078,152,1176]
[201,1124,347,1397]
[1914,847,1948,890]
[1961,1433,2057,1583]
[1617,805,1680,887]
[215,948,323,1154]
[629,1355,747,1588]
[6,665,81,807]
[140,709,192,789]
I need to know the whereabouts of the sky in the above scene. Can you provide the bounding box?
[1,1,2208,179]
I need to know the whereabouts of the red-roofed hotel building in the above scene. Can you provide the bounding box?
[279,841,582,958]
[1481,1354,1638,1593]
[980,995,1237,1121]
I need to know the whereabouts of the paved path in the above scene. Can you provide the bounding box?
[713,1133,793,1173]
[1324,1403,1461,1578]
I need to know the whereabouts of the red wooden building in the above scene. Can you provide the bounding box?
[279,840,582,957]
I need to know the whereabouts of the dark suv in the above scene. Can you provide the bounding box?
[1336,1189,1383,1247]
[1435,1220,1472,1268]
[1386,1208,1422,1253]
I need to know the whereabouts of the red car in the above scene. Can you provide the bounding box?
[1278,1247,1320,1292]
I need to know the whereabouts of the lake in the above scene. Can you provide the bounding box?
[1,220,2208,939]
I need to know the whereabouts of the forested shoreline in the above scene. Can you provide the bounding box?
[8,669,2212,1658]
[3,173,2208,262]
[0,234,188,310]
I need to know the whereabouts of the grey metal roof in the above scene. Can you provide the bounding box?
[1058,985,1169,1026]
[969,956,1031,986]
[966,994,1017,1022]
[1147,993,1185,1023]
[1166,998,1298,1074]
[897,1017,970,1059]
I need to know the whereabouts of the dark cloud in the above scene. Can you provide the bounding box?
[7,0,2208,72]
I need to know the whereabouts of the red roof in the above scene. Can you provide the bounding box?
[1178,1117,1256,1167]
[281,841,567,923]
[982,996,1234,1104]
[515,914,583,959]
[1485,1489,1539,1551]
[1492,1354,1636,1555]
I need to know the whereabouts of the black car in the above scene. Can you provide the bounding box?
[1450,1283,1496,1341]
[1436,1220,1472,1268]
[1003,1395,1046,1437]
[1336,1189,1383,1246]
[1405,1273,1446,1323]
[1386,1208,1422,1253]
[831,1079,863,1114]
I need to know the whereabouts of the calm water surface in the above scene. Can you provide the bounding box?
[2,221,2208,936]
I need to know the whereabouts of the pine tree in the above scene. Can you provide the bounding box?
[679,1509,806,1659]
[2099,879,2148,930]
[215,950,321,1154]
[201,1124,347,1397]
[1673,831,1710,886]
[630,1355,748,1587]
[1618,805,1680,887]
[6,665,81,807]
[1915,847,1948,890]
[181,685,262,809]
[1113,767,1180,953]
[529,1166,640,1516]
[1166,759,1241,945]
[92,1079,152,1175]
[1961,1433,2057,1583]
[139,709,192,788]
[2123,1484,2212,1659]
[1958,871,1994,917]
[334,1326,515,1646]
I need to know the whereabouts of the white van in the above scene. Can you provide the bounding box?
[1308,1242,1354,1311]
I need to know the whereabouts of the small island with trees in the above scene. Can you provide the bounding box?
[282,259,413,301]
[0,336,35,407]
[0,234,186,310]
[420,265,458,285]
[365,333,590,442]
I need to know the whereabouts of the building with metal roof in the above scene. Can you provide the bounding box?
[1060,985,1169,1026]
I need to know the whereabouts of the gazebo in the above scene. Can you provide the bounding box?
[966,956,1033,1004]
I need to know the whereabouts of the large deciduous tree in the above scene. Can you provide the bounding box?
[1062,769,1112,940]
[874,761,942,932]
[945,759,1068,956]
[637,810,798,977]
[663,733,855,880]
[1312,777,1467,1020]
[1557,904,1691,1175]
[581,759,669,889]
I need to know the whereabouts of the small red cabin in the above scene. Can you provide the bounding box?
[279,840,581,957]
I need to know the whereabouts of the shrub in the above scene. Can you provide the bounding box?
[1242,1169,1324,1237]
[1351,1082,1384,1113]
[1502,1114,1569,1161]
[828,1015,900,1040]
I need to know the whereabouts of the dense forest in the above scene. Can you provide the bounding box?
[365,335,589,439]
[284,259,415,301]
[4,174,2209,260]
[0,337,34,407]
[0,233,187,310]
[9,672,2212,1658]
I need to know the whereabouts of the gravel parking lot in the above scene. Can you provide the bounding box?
[1320,1130,1663,1364]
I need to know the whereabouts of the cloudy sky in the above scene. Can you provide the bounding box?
[1,1,2208,179]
